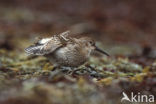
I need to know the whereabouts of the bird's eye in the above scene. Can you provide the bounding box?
[89,41,95,45]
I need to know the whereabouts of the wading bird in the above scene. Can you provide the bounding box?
[25,31,109,68]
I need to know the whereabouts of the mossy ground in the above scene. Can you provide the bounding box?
[0,37,155,104]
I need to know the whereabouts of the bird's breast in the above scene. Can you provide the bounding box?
[50,44,89,67]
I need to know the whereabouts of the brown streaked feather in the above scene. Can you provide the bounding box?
[42,37,63,54]
[25,31,72,55]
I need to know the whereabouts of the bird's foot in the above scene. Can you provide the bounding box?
[61,66,74,74]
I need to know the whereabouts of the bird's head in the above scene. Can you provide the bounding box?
[79,37,110,56]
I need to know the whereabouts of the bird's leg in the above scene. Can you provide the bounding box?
[61,66,74,74]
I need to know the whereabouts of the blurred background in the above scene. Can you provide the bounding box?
[0,0,156,104]
[0,0,156,49]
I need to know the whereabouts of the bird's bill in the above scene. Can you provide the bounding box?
[95,46,110,56]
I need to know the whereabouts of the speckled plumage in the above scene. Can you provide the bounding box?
[25,31,109,67]
[45,39,90,67]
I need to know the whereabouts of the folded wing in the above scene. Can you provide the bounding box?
[25,36,62,55]
[25,31,71,55]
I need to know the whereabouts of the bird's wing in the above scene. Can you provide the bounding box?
[59,31,70,40]
[25,31,72,55]
[42,37,63,54]
[25,36,63,55]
